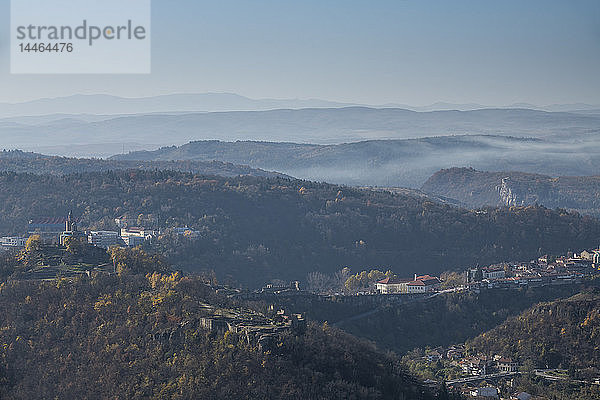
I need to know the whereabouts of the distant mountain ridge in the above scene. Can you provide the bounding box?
[422,167,600,217]
[0,93,357,118]
[2,93,599,117]
[1,106,599,159]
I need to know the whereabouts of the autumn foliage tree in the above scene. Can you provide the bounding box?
[108,246,170,275]
[17,235,43,267]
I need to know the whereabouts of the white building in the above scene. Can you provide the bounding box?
[0,236,28,248]
[120,227,156,247]
[88,231,119,249]
[408,275,441,293]
[121,235,145,247]
[496,357,518,373]
[376,275,440,294]
[482,267,505,280]
[376,277,411,294]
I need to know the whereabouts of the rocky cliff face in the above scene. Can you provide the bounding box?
[422,167,600,217]
[496,177,522,206]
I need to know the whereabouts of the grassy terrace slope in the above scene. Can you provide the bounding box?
[1,170,599,286]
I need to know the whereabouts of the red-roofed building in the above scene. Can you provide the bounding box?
[375,277,411,294]
[28,216,74,242]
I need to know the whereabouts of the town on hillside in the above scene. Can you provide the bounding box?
[2,211,599,293]
[404,341,600,399]
[248,249,600,300]
[1,214,599,399]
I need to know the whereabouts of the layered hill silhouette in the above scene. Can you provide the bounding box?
[2,106,600,159]
[2,93,598,117]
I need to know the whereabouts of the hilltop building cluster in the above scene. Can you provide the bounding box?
[26,212,158,249]
[418,345,519,376]
[197,306,305,352]
[351,246,599,297]
[0,212,201,252]
[415,347,543,399]
[465,249,600,291]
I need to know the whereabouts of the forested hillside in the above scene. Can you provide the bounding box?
[260,285,584,355]
[468,289,600,369]
[0,273,436,399]
[1,170,599,286]
[0,150,286,178]
[343,286,587,355]
[422,167,600,216]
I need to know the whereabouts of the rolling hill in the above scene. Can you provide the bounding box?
[2,93,598,118]
[1,170,599,286]
[111,135,600,188]
[0,150,288,178]
[468,289,600,370]
[0,273,436,399]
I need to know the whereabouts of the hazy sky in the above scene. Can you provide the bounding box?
[0,0,599,105]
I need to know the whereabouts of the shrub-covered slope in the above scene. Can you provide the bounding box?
[468,289,600,369]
